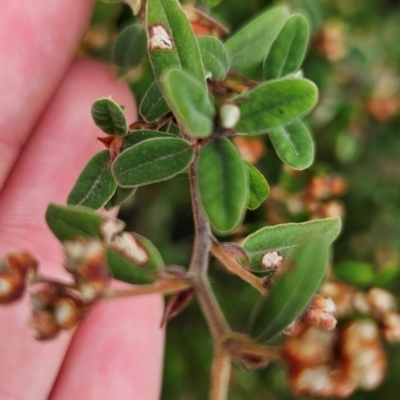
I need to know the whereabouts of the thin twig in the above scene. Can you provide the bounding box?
[31,274,75,289]
[188,158,212,277]
[211,240,266,295]
[187,159,231,339]
[225,333,281,360]
[104,278,192,299]
[210,346,231,400]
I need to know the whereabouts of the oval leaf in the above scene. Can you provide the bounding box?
[251,237,329,342]
[263,14,309,80]
[234,78,318,136]
[91,97,128,137]
[112,23,147,69]
[147,0,206,84]
[269,119,314,170]
[243,217,341,271]
[122,129,175,151]
[46,203,105,241]
[246,162,270,210]
[225,5,290,71]
[160,69,215,137]
[67,151,117,209]
[105,186,137,210]
[139,82,171,122]
[107,233,163,284]
[198,36,230,81]
[198,139,248,235]
[112,137,195,187]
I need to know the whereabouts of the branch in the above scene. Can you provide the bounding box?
[210,346,231,400]
[211,240,266,295]
[188,158,231,339]
[104,278,192,299]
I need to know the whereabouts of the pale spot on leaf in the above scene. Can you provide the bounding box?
[148,24,174,50]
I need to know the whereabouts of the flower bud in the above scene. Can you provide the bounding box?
[220,104,240,129]
[283,319,307,337]
[380,312,400,342]
[261,250,284,271]
[7,251,38,281]
[30,309,60,341]
[54,294,85,330]
[31,285,61,310]
[340,320,386,390]
[320,281,355,317]
[63,239,109,302]
[367,288,396,316]
[352,291,371,314]
[289,365,356,398]
[282,327,336,367]
[0,251,38,304]
[302,295,337,331]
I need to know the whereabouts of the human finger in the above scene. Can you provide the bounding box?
[0,58,139,399]
[0,0,94,188]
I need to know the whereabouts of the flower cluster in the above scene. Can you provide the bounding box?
[1,238,110,340]
[281,281,400,397]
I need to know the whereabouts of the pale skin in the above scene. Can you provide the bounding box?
[0,1,164,399]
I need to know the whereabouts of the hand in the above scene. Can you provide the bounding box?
[0,2,163,399]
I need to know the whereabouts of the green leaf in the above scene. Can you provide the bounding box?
[122,129,175,151]
[104,186,137,210]
[246,162,270,210]
[91,98,128,137]
[334,261,375,288]
[263,14,309,80]
[251,237,329,342]
[269,119,314,170]
[234,78,318,136]
[139,82,171,122]
[67,151,117,210]
[225,5,290,71]
[112,23,147,69]
[243,217,341,271]
[45,203,104,241]
[107,234,163,284]
[112,137,195,186]
[160,69,215,137]
[147,0,206,84]
[198,36,230,81]
[203,0,223,7]
[198,139,248,235]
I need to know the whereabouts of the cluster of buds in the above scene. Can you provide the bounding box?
[29,238,110,340]
[30,285,86,340]
[283,295,337,336]
[321,281,400,342]
[266,171,347,225]
[282,320,386,398]
[1,236,110,340]
[280,281,400,397]
[313,21,348,62]
[0,251,38,304]
[366,70,400,123]
[0,214,155,340]
[303,174,347,219]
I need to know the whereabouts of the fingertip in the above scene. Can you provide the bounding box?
[49,294,165,400]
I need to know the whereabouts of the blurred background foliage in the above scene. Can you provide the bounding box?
[82,0,400,398]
